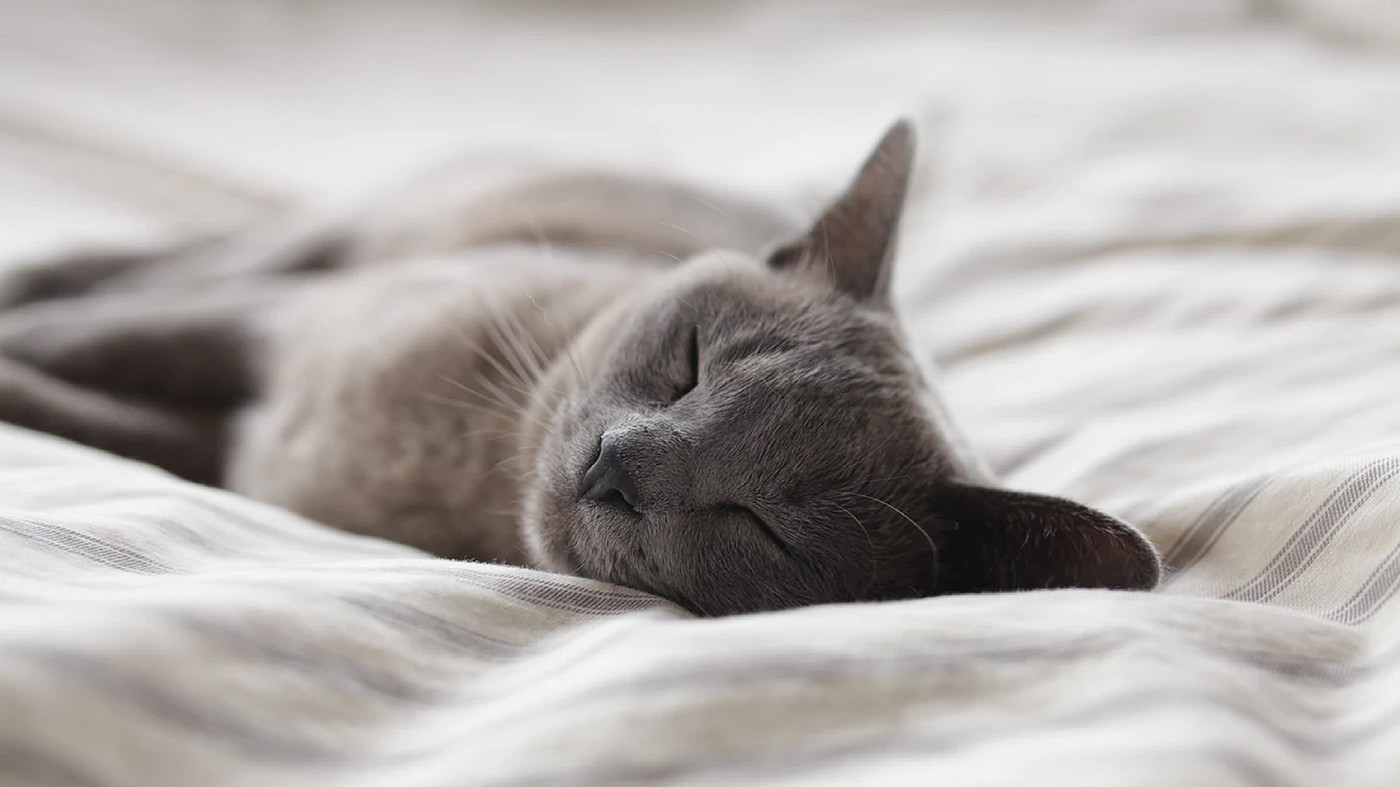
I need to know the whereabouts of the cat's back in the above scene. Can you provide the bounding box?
[226,247,655,559]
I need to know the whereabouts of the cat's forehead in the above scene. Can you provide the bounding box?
[664,256,894,343]
[714,347,933,467]
[653,259,919,405]
[665,263,938,476]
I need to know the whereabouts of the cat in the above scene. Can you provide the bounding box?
[0,121,1161,615]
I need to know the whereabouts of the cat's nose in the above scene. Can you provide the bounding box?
[579,434,641,510]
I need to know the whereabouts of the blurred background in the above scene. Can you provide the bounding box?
[5,0,1400,259]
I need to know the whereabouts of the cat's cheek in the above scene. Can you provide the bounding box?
[516,377,595,574]
[518,490,580,574]
[515,429,581,574]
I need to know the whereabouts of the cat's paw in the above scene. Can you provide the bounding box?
[0,250,154,309]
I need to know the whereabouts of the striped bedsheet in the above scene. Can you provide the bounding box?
[4,1,1400,784]
[2,428,1397,785]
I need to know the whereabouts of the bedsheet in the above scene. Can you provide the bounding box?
[3,1,1400,784]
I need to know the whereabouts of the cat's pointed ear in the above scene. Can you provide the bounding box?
[767,119,915,306]
[933,484,1161,593]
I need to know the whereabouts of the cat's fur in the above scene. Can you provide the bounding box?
[0,122,1161,615]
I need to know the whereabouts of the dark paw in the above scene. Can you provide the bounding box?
[0,251,154,309]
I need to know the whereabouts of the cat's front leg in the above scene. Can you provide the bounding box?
[0,355,227,483]
[0,285,295,482]
[0,285,286,408]
[0,238,222,309]
[0,215,355,309]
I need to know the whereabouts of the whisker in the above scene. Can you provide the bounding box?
[512,208,587,387]
[449,321,530,395]
[423,391,552,444]
[865,473,914,486]
[849,491,939,581]
[716,249,738,278]
[656,220,697,239]
[487,367,537,405]
[422,391,495,415]
[676,295,698,319]
[833,502,878,594]
[440,327,534,412]
[490,452,526,477]
[435,374,522,416]
[496,298,549,383]
[477,307,535,393]
[693,195,733,223]
[464,372,520,412]
[489,300,543,386]
[528,293,585,383]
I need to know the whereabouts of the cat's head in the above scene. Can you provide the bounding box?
[519,121,1160,615]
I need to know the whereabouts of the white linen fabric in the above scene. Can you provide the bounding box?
[3,1,1400,784]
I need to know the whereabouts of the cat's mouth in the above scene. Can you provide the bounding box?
[567,502,660,597]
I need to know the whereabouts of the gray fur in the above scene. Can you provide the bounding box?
[0,121,1160,615]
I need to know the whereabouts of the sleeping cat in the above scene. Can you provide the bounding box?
[0,121,1160,615]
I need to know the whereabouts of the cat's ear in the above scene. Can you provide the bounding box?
[932,484,1161,593]
[767,119,915,306]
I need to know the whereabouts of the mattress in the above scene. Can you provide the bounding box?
[3,1,1400,784]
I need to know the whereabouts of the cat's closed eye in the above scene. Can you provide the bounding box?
[667,325,700,402]
[721,503,791,557]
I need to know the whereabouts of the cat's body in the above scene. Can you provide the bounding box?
[0,123,1162,615]
[0,162,795,561]
[234,255,640,563]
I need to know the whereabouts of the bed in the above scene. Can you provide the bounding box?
[3,1,1400,784]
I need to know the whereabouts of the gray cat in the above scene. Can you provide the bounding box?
[0,121,1160,615]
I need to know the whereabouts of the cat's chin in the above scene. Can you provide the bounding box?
[515,482,577,574]
[519,472,667,595]
[516,460,622,581]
